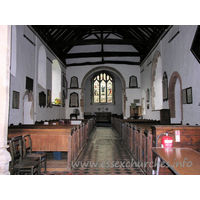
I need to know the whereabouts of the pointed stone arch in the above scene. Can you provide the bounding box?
[52,59,61,101]
[80,66,126,117]
[11,25,17,77]
[151,51,163,110]
[168,71,183,120]
[38,45,47,89]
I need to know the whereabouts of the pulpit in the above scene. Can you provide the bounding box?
[130,103,141,119]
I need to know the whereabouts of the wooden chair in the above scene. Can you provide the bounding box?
[9,136,41,175]
[22,134,47,173]
[70,109,80,119]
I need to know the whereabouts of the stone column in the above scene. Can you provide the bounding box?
[0,25,11,175]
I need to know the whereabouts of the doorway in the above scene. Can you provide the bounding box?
[23,91,34,124]
[169,71,183,124]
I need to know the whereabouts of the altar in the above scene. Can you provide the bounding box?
[95,112,111,123]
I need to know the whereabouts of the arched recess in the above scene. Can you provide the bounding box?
[52,59,61,102]
[81,66,126,117]
[22,91,34,124]
[38,45,47,89]
[141,89,146,115]
[151,51,163,110]
[11,25,17,77]
[168,71,183,121]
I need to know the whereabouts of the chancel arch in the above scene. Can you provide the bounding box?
[81,66,126,117]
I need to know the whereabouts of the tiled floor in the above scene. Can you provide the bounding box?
[43,127,144,175]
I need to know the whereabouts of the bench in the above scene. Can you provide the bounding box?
[111,117,194,175]
[8,118,96,170]
[111,117,160,137]
[120,123,153,175]
[112,117,160,174]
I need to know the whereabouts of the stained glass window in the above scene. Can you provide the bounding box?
[94,79,99,103]
[93,72,113,103]
[107,80,112,103]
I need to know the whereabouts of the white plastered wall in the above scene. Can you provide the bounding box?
[65,64,141,119]
[9,26,66,125]
[140,25,200,125]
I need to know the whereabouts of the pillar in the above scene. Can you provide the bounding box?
[0,25,11,175]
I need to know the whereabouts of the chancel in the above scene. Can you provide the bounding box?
[1,25,200,175]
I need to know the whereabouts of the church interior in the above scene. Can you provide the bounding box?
[1,24,200,181]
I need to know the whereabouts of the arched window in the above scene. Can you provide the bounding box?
[11,25,17,77]
[151,51,163,110]
[38,45,46,89]
[52,59,61,104]
[93,72,113,103]
[162,71,168,102]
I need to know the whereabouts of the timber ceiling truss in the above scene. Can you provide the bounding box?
[30,25,170,67]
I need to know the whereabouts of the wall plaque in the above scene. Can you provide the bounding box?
[69,92,79,107]
[70,76,78,88]
[12,90,20,109]
[39,91,46,107]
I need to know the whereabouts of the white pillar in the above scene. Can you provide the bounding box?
[0,25,11,175]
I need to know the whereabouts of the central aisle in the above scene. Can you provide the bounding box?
[70,127,144,175]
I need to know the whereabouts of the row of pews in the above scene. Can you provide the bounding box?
[8,118,96,171]
[111,117,200,175]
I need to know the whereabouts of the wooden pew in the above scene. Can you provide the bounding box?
[8,118,96,170]
[111,117,160,138]
[112,117,196,175]
[111,117,171,174]
[8,125,74,170]
[121,119,161,124]
[34,117,96,143]
[115,120,154,175]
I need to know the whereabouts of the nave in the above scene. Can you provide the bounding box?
[44,127,144,175]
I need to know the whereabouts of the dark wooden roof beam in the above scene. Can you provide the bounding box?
[137,27,152,39]
[104,33,111,39]
[66,60,140,67]
[64,51,142,59]
[54,29,74,43]
[127,29,143,42]
[54,29,69,41]
[52,38,154,48]
[130,28,148,41]
[61,30,76,42]
[94,33,100,39]
[52,29,65,40]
